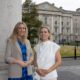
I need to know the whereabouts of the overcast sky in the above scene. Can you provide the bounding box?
[22,0,80,11]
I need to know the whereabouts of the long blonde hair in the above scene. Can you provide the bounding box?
[9,21,28,42]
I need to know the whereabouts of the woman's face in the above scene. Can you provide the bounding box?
[17,24,26,37]
[39,28,50,41]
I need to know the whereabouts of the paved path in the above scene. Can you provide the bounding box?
[0,58,80,80]
[58,58,80,80]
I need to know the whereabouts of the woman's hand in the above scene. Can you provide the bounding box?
[17,60,28,67]
[36,69,49,77]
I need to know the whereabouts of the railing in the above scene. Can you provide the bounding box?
[54,34,80,60]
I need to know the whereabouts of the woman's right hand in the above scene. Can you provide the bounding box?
[17,60,27,67]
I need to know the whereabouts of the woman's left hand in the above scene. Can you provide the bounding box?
[37,69,49,77]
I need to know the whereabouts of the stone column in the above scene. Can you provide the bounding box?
[0,0,22,79]
[59,16,62,34]
[0,0,22,62]
[51,15,54,40]
[71,17,73,34]
[51,15,54,33]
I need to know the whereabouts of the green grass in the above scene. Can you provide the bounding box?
[76,47,80,56]
[60,45,80,57]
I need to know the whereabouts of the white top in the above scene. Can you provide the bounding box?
[34,40,60,80]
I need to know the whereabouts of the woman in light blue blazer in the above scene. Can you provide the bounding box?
[5,22,34,80]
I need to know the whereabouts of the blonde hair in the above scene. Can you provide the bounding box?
[9,21,28,42]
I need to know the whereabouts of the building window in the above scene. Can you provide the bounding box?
[62,22,63,26]
[44,16,48,24]
[62,27,64,33]
[75,23,78,33]
[67,22,69,25]
[76,27,78,33]
[55,27,58,33]
[66,27,69,33]
[55,21,57,25]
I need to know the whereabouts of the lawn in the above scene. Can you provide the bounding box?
[60,45,80,57]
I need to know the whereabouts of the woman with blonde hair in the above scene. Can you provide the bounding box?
[5,21,34,80]
[34,26,61,80]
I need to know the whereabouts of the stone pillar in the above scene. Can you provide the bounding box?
[71,17,73,34]
[51,15,54,33]
[59,16,62,34]
[0,0,22,79]
[51,15,54,40]
[0,0,22,62]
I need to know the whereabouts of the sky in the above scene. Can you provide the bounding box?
[22,0,80,11]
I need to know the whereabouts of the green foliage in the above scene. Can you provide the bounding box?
[22,0,42,43]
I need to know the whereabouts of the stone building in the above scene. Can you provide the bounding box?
[36,2,80,43]
[23,2,80,43]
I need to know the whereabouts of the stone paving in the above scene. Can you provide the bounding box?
[58,58,80,80]
[0,58,80,80]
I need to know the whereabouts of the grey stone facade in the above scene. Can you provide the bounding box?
[35,2,80,43]
[22,2,80,43]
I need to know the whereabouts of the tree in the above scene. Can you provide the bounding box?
[22,0,42,44]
